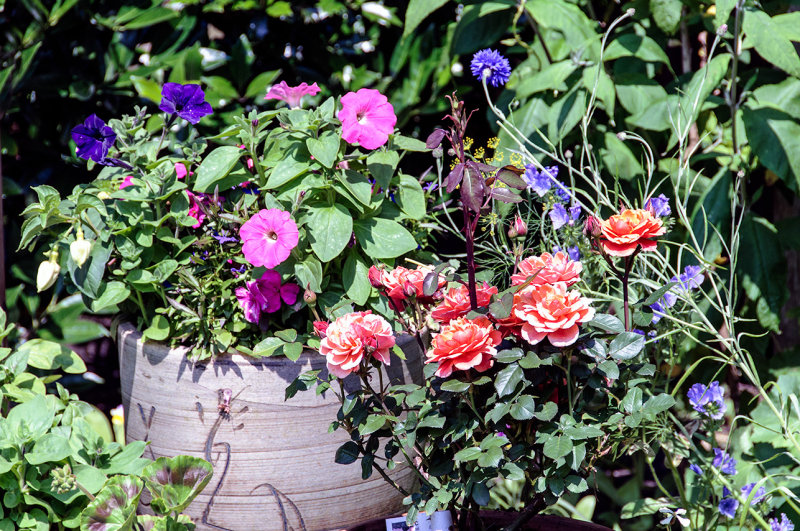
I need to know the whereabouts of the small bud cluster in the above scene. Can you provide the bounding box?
[50,464,77,494]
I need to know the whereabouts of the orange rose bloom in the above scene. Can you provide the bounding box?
[320,311,395,378]
[514,282,594,347]
[426,316,502,378]
[380,266,411,301]
[597,208,666,257]
[430,282,498,324]
[511,251,582,287]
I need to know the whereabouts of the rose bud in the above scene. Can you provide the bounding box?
[403,280,417,298]
[303,287,317,305]
[37,251,61,292]
[583,215,601,238]
[313,320,329,338]
[70,231,91,267]
[508,215,527,239]
[368,265,384,288]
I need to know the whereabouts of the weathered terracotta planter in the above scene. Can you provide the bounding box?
[117,322,424,531]
[349,512,613,531]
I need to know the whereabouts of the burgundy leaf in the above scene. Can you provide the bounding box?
[445,163,465,194]
[461,166,486,213]
[426,128,447,149]
[472,161,497,173]
[495,165,528,190]
[491,187,523,203]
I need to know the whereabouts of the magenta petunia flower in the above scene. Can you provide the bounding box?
[235,270,300,324]
[337,88,396,150]
[264,81,321,109]
[119,176,134,190]
[186,191,206,229]
[239,209,299,268]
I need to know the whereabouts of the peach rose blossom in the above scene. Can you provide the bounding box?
[430,282,498,324]
[511,251,582,287]
[426,316,502,378]
[380,266,411,302]
[597,208,667,257]
[514,282,594,347]
[320,311,395,378]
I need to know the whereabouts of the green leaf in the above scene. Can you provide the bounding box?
[494,364,524,398]
[335,441,360,465]
[306,204,353,263]
[609,332,645,361]
[650,0,682,34]
[643,393,676,418]
[266,159,311,189]
[193,146,246,193]
[245,70,282,100]
[305,131,340,169]
[471,482,491,507]
[295,256,323,292]
[391,134,427,152]
[543,434,574,460]
[510,395,536,420]
[283,342,303,361]
[130,75,162,104]
[440,379,471,393]
[366,151,400,189]
[25,434,72,465]
[743,103,800,190]
[526,0,598,59]
[597,360,619,380]
[17,339,86,374]
[338,170,374,207]
[621,498,670,519]
[403,0,448,36]
[454,447,482,462]
[715,0,736,28]
[620,387,643,414]
[535,401,558,422]
[640,282,678,307]
[601,132,643,179]
[397,175,426,219]
[142,456,213,514]
[477,446,503,468]
[343,252,371,306]
[743,9,800,78]
[604,34,671,66]
[548,89,587,142]
[251,337,287,357]
[6,395,55,442]
[353,218,417,259]
[360,415,387,436]
[588,314,625,333]
[738,213,787,331]
[143,315,170,342]
[91,281,130,313]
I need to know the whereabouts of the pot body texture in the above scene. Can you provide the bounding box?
[117,322,423,531]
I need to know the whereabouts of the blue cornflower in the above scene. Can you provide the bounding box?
[470,49,511,87]
[741,483,767,504]
[646,193,671,217]
[687,381,726,420]
[769,513,794,531]
[522,165,558,197]
[719,496,739,518]
[713,448,737,475]
[159,83,213,124]
[71,114,117,163]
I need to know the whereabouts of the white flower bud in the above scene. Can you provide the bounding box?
[70,237,91,267]
[97,191,111,200]
[37,254,61,292]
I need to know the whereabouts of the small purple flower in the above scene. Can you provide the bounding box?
[689,463,703,475]
[554,182,571,202]
[523,165,558,197]
[769,513,794,531]
[552,245,581,262]
[687,381,726,420]
[569,204,582,222]
[470,48,511,87]
[741,483,766,504]
[678,265,705,290]
[159,83,213,124]
[213,232,237,244]
[719,497,739,518]
[712,448,737,475]
[646,193,671,217]
[550,203,569,229]
[71,114,117,163]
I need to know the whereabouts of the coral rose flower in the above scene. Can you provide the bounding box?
[320,311,395,378]
[597,208,666,257]
[380,266,411,301]
[514,282,594,347]
[426,317,502,378]
[337,88,397,150]
[239,209,299,268]
[511,251,582,287]
[431,282,498,324]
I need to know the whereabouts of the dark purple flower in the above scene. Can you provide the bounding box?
[523,165,558,197]
[713,448,737,475]
[687,381,726,420]
[769,513,794,531]
[554,182,571,202]
[741,483,766,504]
[71,114,117,163]
[719,496,739,518]
[569,204,582,222]
[470,49,511,87]
[235,270,299,324]
[159,83,213,124]
[646,193,671,217]
[689,463,703,475]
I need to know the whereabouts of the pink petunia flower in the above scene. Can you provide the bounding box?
[119,176,134,190]
[175,163,188,179]
[264,81,321,109]
[239,209,299,268]
[235,270,300,324]
[337,88,397,150]
[186,191,206,229]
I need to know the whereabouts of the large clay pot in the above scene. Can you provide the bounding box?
[117,322,424,531]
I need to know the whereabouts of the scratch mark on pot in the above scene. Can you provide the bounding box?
[250,482,306,531]
[137,403,156,459]
[233,423,244,431]
[196,402,204,424]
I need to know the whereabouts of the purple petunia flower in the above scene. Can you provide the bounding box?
[719,497,739,518]
[523,165,558,197]
[71,114,117,163]
[712,448,737,475]
[235,270,300,324]
[646,193,671,217]
[159,83,213,124]
[689,463,703,475]
[741,483,767,504]
[687,381,727,420]
[470,48,511,87]
[769,513,794,531]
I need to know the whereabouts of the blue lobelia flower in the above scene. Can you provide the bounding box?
[712,448,737,475]
[646,193,671,217]
[769,513,794,531]
[523,164,558,197]
[687,381,727,420]
[71,114,117,163]
[159,83,213,124]
[470,48,511,87]
[550,204,569,229]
